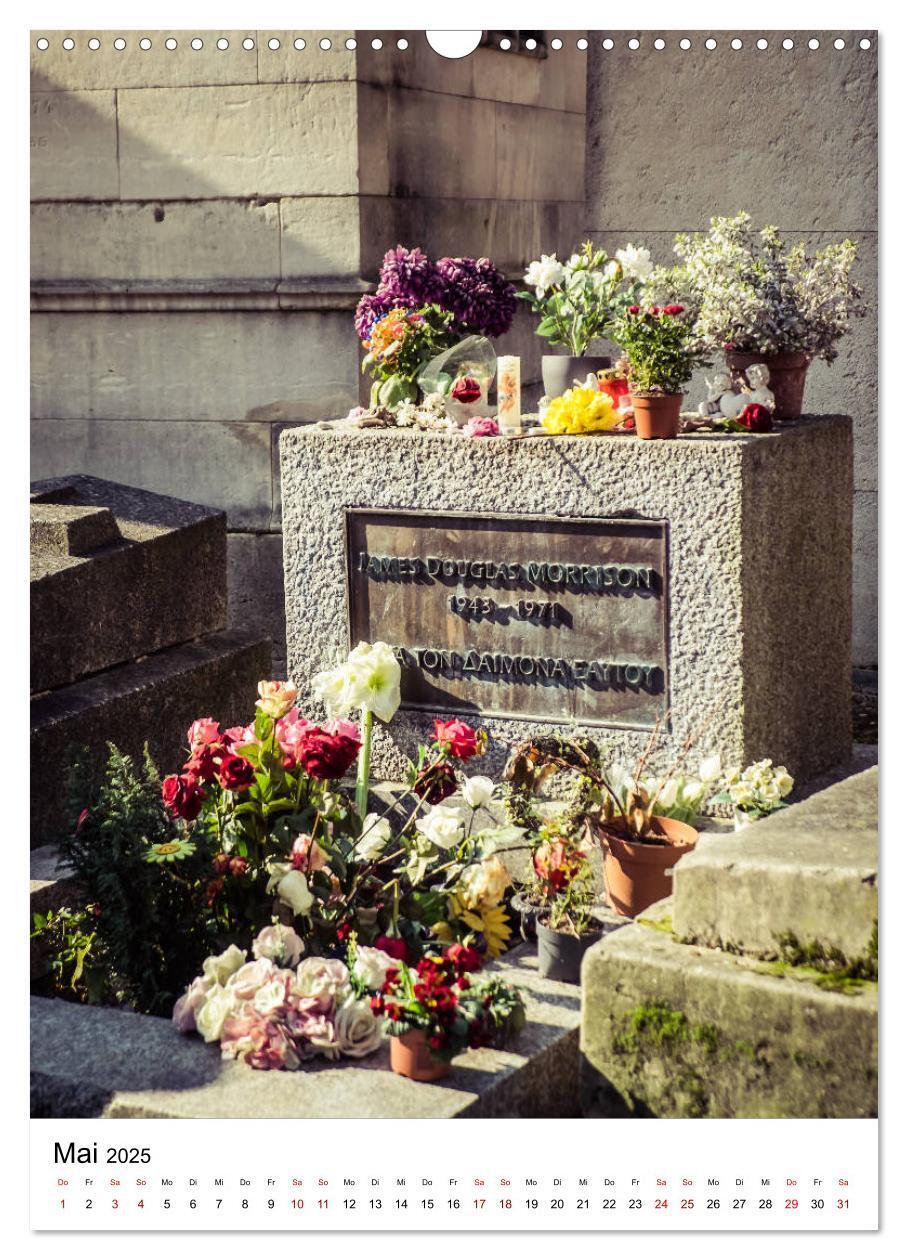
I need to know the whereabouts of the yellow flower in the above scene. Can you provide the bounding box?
[448,893,512,959]
[541,387,621,435]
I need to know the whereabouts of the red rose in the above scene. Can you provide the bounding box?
[228,856,248,878]
[627,305,640,315]
[648,305,661,316]
[376,935,409,962]
[739,403,773,433]
[451,375,482,404]
[664,304,685,316]
[185,741,225,783]
[413,759,458,805]
[216,754,255,792]
[433,718,482,760]
[294,725,361,780]
[162,773,204,821]
[212,852,230,874]
[206,878,224,905]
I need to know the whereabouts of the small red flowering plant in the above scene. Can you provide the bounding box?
[370,945,526,1062]
[523,827,597,939]
[610,303,710,397]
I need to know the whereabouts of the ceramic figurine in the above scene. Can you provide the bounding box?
[743,362,776,412]
[698,371,746,421]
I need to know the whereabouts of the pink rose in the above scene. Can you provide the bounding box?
[172,975,213,1033]
[226,958,277,1001]
[223,725,256,749]
[463,416,500,438]
[256,680,298,719]
[290,834,329,873]
[252,923,306,967]
[187,717,221,748]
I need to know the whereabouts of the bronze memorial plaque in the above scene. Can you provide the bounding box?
[345,509,669,728]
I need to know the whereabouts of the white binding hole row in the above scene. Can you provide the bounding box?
[34,33,874,54]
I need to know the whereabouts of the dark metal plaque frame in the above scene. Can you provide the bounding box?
[344,508,670,730]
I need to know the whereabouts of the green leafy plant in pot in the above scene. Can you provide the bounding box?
[611,303,709,439]
[519,242,654,398]
[670,212,866,418]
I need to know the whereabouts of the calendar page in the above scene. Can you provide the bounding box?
[26,2,882,1244]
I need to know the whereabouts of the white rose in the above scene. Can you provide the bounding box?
[615,243,654,280]
[352,945,397,991]
[195,985,239,1043]
[201,943,246,987]
[776,770,794,797]
[415,803,465,848]
[524,253,565,297]
[462,775,495,809]
[699,754,723,784]
[293,957,351,1007]
[354,813,392,861]
[762,780,782,802]
[335,995,384,1059]
[267,866,315,919]
[252,923,306,967]
[252,977,291,1015]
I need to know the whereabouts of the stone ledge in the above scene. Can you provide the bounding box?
[672,767,877,958]
[31,628,271,847]
[31,945,580,1118]
[580,922,877,1119]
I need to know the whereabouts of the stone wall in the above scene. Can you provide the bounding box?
[584,31,878,666]
[30,31,588,673]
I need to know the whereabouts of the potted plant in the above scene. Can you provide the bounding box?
[610,304,709,440]
[370,946,526,1081]
[519,242,653,398]
[710,759,795,830]
[670,212,865,418]
[531,835,601,984]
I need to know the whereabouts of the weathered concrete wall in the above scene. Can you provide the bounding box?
[31,31,588,673]
[585,31,878,666]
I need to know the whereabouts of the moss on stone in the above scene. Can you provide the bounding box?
[762,924,879,992]
[638,912,674,935]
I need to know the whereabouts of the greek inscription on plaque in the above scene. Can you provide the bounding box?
[345,509,669,728]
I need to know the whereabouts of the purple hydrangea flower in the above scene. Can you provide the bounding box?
[436,256,517,338]
[377,245,448,307]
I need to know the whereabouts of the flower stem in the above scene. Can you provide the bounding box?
[355,707,373,820]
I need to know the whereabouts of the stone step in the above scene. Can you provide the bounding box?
[31,944,580,1119]
[31,474,228,695]
[31,628,271,848]
[580,920,877,1119]
[30,844,77,916]
[671,767,877,960]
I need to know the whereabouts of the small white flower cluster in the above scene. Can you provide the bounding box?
[606,754,724,822]
[726,760,794,816]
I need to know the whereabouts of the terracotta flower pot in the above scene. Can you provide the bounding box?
[595,815,699,918]
[631,393,683,440]
[541,354,611,399]
[389,1029,451,1082]
[536,919,601,984]
[725,350,810,420]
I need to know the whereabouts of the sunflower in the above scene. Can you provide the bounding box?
[448,893,512,959]
[144,838,197,864]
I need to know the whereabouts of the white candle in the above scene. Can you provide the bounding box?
[497,356,522,434]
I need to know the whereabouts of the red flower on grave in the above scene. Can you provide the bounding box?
[375,935,409,962]
[217,754,255,793]
[739,403,773,433]
[162,773,204,821]
[433,718,484,761]
[451,376,483,404]
[664,304,685,316]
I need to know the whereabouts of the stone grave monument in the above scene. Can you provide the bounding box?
[280,417,853,781]
[30,475,271,848]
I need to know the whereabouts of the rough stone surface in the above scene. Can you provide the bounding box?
[31,629,271,848]
[281,418,853,782]
[30,845,78,917]
[117,83,359,199]
[31,475,227,693]
[30,945,581,1118]
[579,922,877,1119]
[585,34,877,668]
[672,768,877,959]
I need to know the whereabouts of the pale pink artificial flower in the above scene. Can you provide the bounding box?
[172,975,213,1033]
[463,416,500,438]
[187,717,221,748]
[290,834,329,872]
